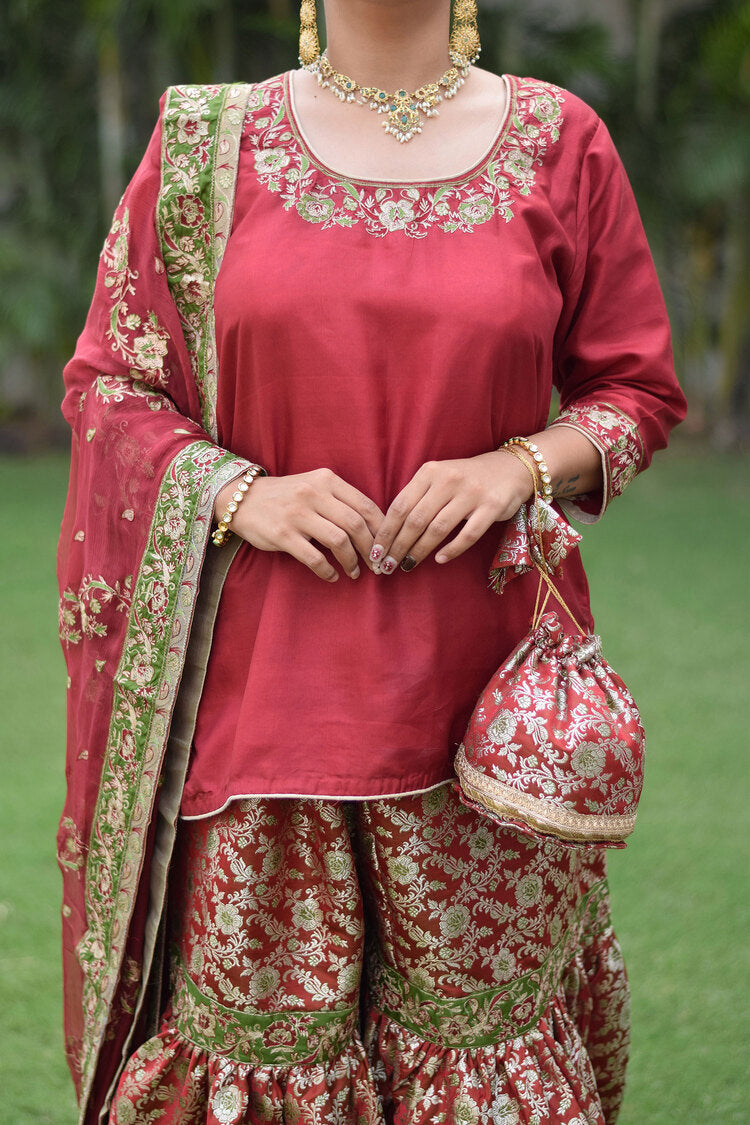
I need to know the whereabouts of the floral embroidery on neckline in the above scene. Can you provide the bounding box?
[244,73,565,238]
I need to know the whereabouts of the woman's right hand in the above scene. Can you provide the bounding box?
[214,468,385,583]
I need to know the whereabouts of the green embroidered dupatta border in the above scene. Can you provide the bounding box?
[157,84,253,440]
[75,84,252,1122]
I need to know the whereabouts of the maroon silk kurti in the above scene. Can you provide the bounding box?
[182,71,686,816]
[57,74,685,1123]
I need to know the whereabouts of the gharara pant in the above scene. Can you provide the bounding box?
[111,784,630,1124]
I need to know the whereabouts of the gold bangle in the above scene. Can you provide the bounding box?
[501,444,540,494]
[501,438,553,502]
[211,464,266,547]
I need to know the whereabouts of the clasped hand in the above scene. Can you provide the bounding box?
[218,452,535,583]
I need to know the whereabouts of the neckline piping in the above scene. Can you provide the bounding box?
[284,69,515,190]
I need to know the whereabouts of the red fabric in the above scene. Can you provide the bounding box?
[456,610,646,847]
[183,73,685,815]
[56,92,252,1118]
[110,789,629,1124]
[56,106,225,1101]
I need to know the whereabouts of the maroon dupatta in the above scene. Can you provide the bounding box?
[57,83,254,1124]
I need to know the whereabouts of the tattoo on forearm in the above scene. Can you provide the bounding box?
[553,474,580,498]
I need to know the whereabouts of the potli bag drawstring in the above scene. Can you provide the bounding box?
[505,445,587,634]
[454,448,647,848]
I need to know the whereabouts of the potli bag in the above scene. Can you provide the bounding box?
[455,495,646,849]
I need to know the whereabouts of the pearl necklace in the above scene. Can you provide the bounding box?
[304,52,472,143]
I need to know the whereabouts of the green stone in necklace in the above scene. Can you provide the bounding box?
[305,52,472,143]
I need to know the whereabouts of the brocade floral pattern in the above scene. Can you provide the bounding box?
[245,75,565,239]
[489,499,583,594]
[111,788,629,1124]
[551,402,645,518]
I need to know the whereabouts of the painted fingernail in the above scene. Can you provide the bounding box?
[350,566,360,579]
[400,555,418,573]
[370,545,383,563]
[380,556,397,575]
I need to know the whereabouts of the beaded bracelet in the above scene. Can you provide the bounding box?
[211,464,266,547]
[500,438,553,502]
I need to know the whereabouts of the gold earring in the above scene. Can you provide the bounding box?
[299,0,321,67]
[450,0,481,66]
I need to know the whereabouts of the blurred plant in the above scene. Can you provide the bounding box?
[1,0,748,442]
[623,0,750,439]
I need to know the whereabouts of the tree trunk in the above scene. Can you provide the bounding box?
[214,0,237,82]
[717,192,750,440]
[94,9,126,223]
[633,0,665,125]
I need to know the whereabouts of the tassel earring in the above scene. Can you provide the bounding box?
[450,0,481,67]
[299,0,321,67]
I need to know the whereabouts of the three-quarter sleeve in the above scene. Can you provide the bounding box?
[550,117,687,522]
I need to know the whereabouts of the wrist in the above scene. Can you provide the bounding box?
[491,449,536,506]
[499,438,553,502]
[212,463,267,546]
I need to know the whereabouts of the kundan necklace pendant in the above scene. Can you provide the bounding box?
[304,52,479,143]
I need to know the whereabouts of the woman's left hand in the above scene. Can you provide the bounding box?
[370,451,535,574]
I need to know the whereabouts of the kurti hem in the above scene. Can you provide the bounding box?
[179,777,453,820]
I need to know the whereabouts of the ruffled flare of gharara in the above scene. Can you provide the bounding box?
[110,983,626,1124]
[109,1019,381,1124]
[365,991,607,1125]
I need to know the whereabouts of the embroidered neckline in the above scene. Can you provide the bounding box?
[245,72,566,238]
[286,68,514,188]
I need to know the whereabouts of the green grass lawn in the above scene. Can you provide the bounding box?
[0,448,747,1124]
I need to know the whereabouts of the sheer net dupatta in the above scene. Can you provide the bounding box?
[56,84,254,1124]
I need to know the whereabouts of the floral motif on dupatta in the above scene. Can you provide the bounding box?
[64,84,253,1122]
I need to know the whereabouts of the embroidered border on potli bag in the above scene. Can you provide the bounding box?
[455,748,637,844]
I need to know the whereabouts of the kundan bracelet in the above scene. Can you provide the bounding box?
[211,464,267,547]
[500,438,553,502]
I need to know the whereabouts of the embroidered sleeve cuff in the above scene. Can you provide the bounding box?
[549,403,644,523]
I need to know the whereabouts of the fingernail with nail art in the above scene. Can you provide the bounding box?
[380,556,397,575]
[370,545,383,563]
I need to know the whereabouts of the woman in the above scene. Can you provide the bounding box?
[57,1,686,1122]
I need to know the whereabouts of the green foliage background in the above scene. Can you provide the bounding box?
[1,0,749,440]
[1,450,748,1121]
[1,3,747,1120]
